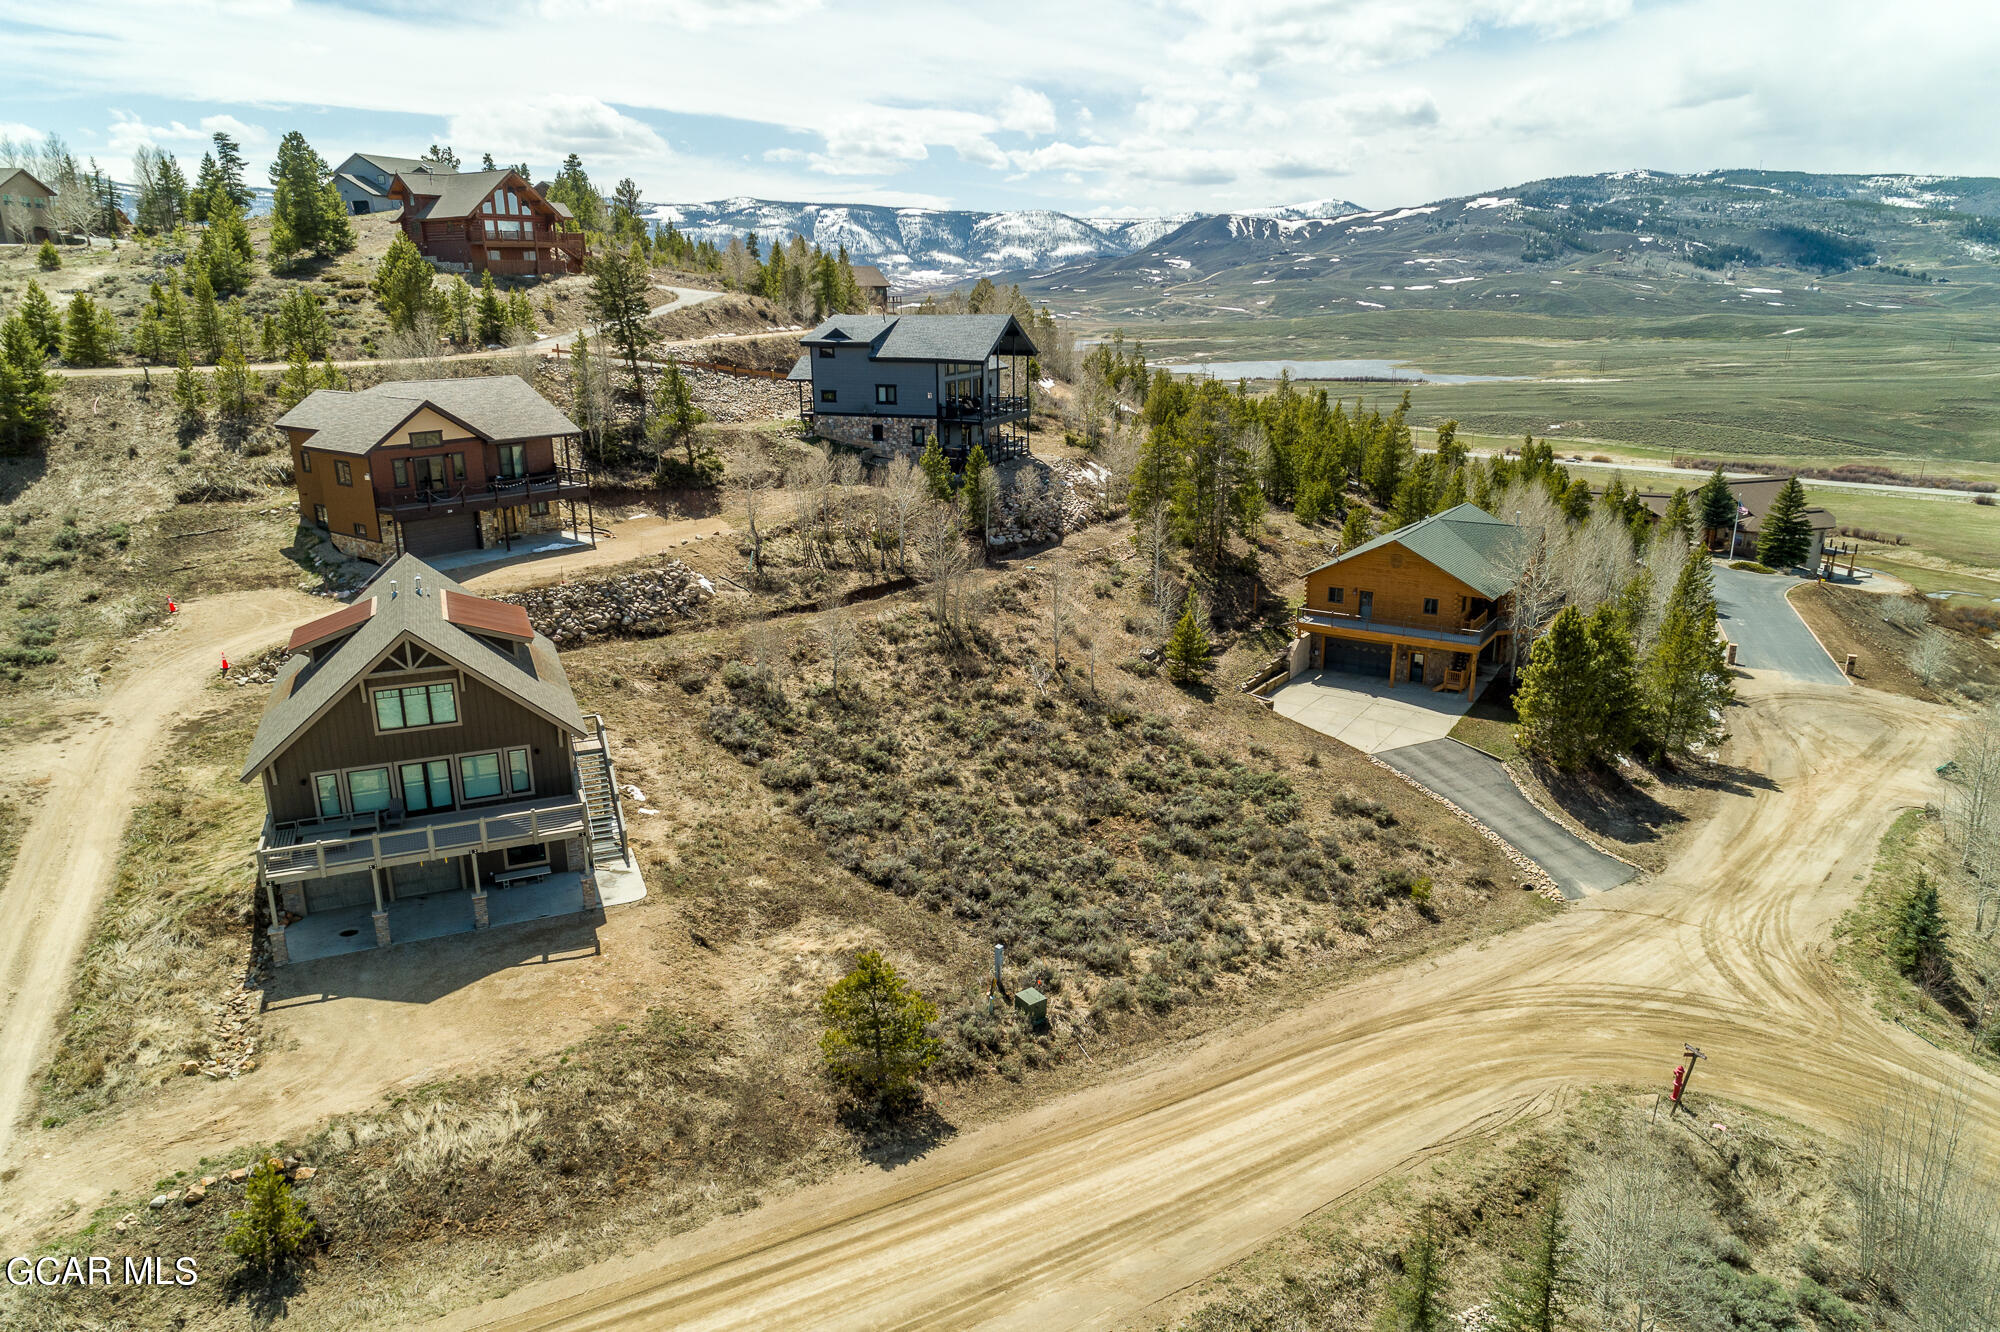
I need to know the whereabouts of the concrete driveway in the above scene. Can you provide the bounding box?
[1272,670,1476,754]
[1712,566,1849,687]
[1377,739,1638,899]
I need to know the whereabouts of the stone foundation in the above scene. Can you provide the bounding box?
[331,529,397,563]
[471,888,489,929]
[279,883,307,919]
[477,503,567,549]
[372,910,392,947]
[812,412,931,452]
[267,925,289,967]
[569,837,601,909]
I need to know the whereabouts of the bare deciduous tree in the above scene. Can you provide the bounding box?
[1946,703,2000,888]
[917,499,970,632]
[880,456,926,576]
[1910,627,1951,689]
[1498,482,1569,679]
[816,599,858,692]
[1565,1134,1715,1331]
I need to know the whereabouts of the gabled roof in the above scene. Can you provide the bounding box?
[850,264,889,290]
[799,313,1037,361]
[0,167,55,198]
[287,597,376,654]
[275,377,581,456]
[786,353,811,382]
[391,168,557,222]
[348,153,435,179]
[241,554,586,781]
[1310,503,1523,600]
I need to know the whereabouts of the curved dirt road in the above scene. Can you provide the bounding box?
[0,588,326,1167]
[432,681,1998,1332]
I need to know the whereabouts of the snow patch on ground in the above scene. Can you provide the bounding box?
[1355,300,1385,308]
[1164,257,1191,269]
[1251,278,1276,284]
[1462,196,1518,210]
[1439,276,1479,284]
[1376,206,1439,222]
[1405,285,1434,291]
[1348,224,1384,233]
[1778,328,1805,336]
[1743,287,1783,294]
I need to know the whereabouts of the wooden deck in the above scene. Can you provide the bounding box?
[259,796,588,882]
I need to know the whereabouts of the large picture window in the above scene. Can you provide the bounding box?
[373,682,458,731]
[399,759,454,812]
[458,752,503,801]
[347,767,392,814]
[408,430,442,449]
[497,443,526,478]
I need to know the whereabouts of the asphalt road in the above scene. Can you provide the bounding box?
[1712,566,1850,687]
[1377,738,1637,898]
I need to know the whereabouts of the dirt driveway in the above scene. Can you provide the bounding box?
[428,680,1996,1332]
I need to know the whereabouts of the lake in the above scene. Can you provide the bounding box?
[1157,358,1524,385]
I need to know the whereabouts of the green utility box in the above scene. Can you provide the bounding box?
[1014,987,1047,1029]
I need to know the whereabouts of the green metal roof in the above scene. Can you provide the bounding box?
[1310,502,1523,599]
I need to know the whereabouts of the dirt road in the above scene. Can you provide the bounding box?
[0,589,325,1169]
[430,681,1998,1332]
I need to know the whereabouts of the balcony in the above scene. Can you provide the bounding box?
[1296,606,1509,647]
[258,796,589,883]
[939,394,1029,423]
[383,469,590,519]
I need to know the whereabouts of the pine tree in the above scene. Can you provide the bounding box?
[224,1159,315,1277]
[1381,1212,1445,1332]
[646,359,708,470]
[586,242,657,413]
[1389,469,1431,529]
[0,314,59,451]
[1515,606,1602,770]
[209,131,251,210]
[214,336,254,427]
[36,239,60,271]
[276,287,332,360]
[171,350,207,431]
[446,276,472,344]
[189,151,220,223]
[18,281,62,356]
[267,130,354,263]
[1340,506,1374,552]
[190,272,224,363]
[506,288,535,335]
[547,153,603,232]
[918,434,953,502]
[1891,871,1948,981]
[1642,552,1733,758]
[818,949,940,1110]
[1294,475,1334,525]
[1756,476,1814,569]
[1661,487,1696,548]
[1588,604,1643,756]
[60,293,116,366]
[277,343,320,411]
[1696,468,1736,547]
[1489,1188,1569,1332]
[259,314,279,361]
[961,443,992,536]
[1559,477,1593,523]
[474,271,506,345]
[194,194,255,295]
[374,233,436,333]
[1164,590,1212,683]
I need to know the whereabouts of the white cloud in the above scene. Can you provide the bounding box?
[997,86,1057,136]
[105,109,268,161]
[445,94,670,174]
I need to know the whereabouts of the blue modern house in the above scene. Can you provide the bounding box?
[787,314,1038,463]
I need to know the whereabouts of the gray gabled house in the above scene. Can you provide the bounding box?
[786,313,1038,463]
[334,153,444,215]
[243,555,629,964]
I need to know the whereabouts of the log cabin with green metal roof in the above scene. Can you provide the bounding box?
[1296,503,1523,697]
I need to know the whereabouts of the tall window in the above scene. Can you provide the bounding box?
[335,460,352,486]
[313,773,343,819]
[312,504,328,530]
[506,747,532,794]
[399,759,454,812]
[458,752,503,801]
[497,444,526,478]
[392,458,409,487]
[373,682,459,731]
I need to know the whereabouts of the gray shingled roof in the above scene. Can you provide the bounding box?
[240,554,586,781]
[275,377,581,456]
[799,313,1037,362]
[786,353,811,382]
[393,168,558,221]
[850,264,889,290]
[1310,503,1524,599]
[352,153,434,178]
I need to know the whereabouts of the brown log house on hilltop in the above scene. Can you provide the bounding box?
[279,376,594,562]
[386,168,585,278]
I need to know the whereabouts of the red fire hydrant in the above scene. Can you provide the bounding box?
[1671,1064,1686,1104]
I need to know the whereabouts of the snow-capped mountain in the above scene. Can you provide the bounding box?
[647,198,1209,288]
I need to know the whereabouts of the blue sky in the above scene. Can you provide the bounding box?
[3,0,1995,215]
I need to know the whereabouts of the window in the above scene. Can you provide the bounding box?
[488,249,502,262]
[373,682,459,731]
[821,389,837,404]
[482,199,493,214]
[399,759,454,813]
[505,844,548,868]
[313,773,344,819]
[875,384,897,405]
[347,767,392,815]
[497,443,526,478]
[354,523,367,537]
[458,752,503,801]
[1329,587,1344,605]
[450,452,466,480]
[525,249,536,262]
[912,426,926,447]
[312,504,328,530]
[409,429,442,449]
[1423,598,1439,616]
[412,455,448,490]
[817,346,836,359]
[300,450,311,473]
[529,500,550,517]
[506,747,532,794]
[334,459,352,486]
[393,458,409,487]
[871,424,884,442]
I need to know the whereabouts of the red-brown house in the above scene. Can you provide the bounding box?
[387,168,585,278]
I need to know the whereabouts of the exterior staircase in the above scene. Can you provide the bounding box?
[574,714,628,867]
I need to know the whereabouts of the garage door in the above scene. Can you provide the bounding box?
[305,871,375,914]
[389,857,464,900]
[1320,636,1391,678]
[400,514,479,557]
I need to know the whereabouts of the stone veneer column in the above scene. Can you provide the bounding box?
[372,910,392,947]
[571,837,601,909]
[267,925,289,967]
[279,883,307,919]
[471,888,489,929]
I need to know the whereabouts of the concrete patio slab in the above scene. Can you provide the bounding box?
[1272,669,1481,755]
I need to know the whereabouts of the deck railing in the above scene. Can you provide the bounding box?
[258,798,588,882]
[1296,607,1509,647]
[384,468,589,518]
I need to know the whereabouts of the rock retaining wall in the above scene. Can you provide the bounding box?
[497,559,714,644]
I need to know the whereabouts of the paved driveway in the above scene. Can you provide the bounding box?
[1712,567,1849,687]
[1272,670,1475,754]
[1377,740,1638,899]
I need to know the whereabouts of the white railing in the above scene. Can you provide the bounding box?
[259,799,588,882]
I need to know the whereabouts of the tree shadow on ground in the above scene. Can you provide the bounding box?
[840,1100,957,1172]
